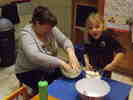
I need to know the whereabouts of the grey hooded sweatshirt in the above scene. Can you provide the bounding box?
[15,24,73,73]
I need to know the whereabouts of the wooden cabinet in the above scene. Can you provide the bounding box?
[71,0,105,44]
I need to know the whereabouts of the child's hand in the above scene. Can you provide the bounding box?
[104,63,115,71]
[86,64,94,71]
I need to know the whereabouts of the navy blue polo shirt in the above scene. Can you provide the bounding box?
[84,31,125,70]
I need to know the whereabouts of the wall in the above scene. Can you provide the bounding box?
[104,0,133,76]
[104,0,133,25]
[38,0,72,37]
[11,0,72,40]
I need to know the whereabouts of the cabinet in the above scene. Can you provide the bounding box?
[71,0,105,44]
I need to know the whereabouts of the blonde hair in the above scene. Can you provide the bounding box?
[86,13,105,30]
[84,13,106,42]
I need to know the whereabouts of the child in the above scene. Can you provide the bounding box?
[83,13,125,78]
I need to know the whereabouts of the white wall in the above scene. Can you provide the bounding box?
[14,0,72,38]
[37,0,72,37]
[104,0,133,25]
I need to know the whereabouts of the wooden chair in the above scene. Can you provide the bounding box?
[3,85,29,100]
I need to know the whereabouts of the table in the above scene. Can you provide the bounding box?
[31,95,59,100]
[31,76,132,100]
[47,77,132,100]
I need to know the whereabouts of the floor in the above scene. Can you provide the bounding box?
[0,66,19,100]
[0,65,133,100]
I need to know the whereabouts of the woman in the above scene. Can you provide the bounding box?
[15,6,80,94]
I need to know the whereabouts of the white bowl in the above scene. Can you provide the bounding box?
[75,78,111,98]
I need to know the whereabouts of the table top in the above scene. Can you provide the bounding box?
[48,77,132,100]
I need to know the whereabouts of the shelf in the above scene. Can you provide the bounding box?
[74,26,85,32]
[106,23,129,33]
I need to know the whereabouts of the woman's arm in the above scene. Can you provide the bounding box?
[52,26,73,49]
[53,27,80,71]
[66,48,80,71]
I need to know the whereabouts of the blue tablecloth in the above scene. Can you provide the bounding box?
[48,77,132,100]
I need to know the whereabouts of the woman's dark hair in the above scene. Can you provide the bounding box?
[31,6,57,27]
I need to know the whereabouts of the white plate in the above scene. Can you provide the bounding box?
[75,78,111,97]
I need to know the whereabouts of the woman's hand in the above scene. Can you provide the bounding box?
[66,48,81,72]
[69,57,81,72]
[59,60,73,72]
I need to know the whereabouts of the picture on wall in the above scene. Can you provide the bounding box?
[104,0,133,25]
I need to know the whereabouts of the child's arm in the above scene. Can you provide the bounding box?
[83,54,93,70]
[104,35,126,71]
[104,52,125,71]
